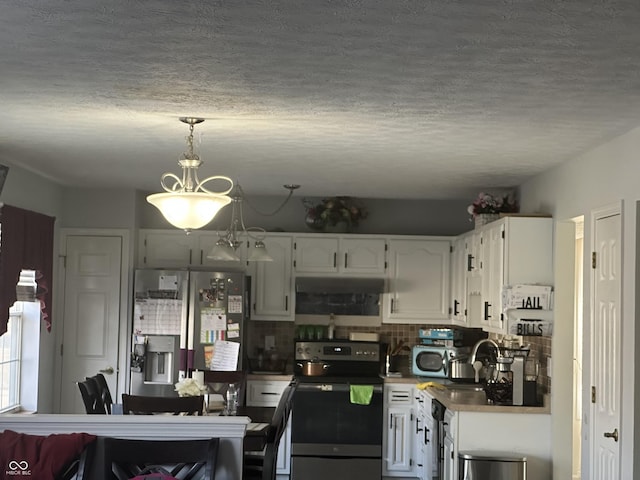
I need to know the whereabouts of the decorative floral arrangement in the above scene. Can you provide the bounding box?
[467,192,519,218]
[303,196,368,230]
[174,377,207,397]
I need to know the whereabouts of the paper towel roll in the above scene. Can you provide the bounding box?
[192,370,204,385]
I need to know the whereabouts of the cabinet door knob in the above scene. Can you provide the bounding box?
[467,254,474,271]
[484,301,491,320]
[604,428,619,442]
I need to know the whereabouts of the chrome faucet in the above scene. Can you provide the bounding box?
[469,338,501,364]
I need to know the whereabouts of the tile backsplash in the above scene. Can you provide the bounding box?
[246,320,424,371]
[246,320,552,397]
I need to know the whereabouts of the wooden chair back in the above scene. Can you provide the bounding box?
[121,393,204,415]
[57,440,95,480]
[203,370,247,407]
[86,373,113,414]
[243,382,296,480]
[77,377,108,414]
[102,437,219,480]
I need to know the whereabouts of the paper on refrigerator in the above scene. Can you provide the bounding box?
[200,307,227,343]
[211,340,240,371]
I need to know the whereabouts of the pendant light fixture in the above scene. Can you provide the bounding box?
[147,117,233,232]
[207,183,300,262]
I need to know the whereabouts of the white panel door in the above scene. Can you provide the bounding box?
[59,236,122,414]
[591,211,621,479]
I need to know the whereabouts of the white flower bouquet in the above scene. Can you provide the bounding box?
[174,377,207,397]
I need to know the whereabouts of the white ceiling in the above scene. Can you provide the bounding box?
[2,0,640,200]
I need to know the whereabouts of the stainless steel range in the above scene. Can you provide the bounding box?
[291,340,384,480]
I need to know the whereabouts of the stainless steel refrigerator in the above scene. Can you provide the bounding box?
[130,268,247,396]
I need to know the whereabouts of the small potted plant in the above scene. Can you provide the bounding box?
[467,192,519,227]
[304,196,368,232]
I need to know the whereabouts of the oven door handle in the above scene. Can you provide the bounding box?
[295,383,384,393]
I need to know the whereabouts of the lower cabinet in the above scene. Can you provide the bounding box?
[246,379,293,475]
[442,410,456,480]
[383,384,418,478]
[416,390,436,480]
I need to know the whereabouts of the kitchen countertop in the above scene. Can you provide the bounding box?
[383,375,550,414]
[247,373,294,381]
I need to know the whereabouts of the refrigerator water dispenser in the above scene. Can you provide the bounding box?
[144,335,176,384]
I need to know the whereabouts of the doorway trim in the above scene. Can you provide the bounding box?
[553,219,579,479]
[53,228,131,413]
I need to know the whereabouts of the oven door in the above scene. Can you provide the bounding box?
[291,382,383,456]
[412,346,449,378]
[291,382,383,480]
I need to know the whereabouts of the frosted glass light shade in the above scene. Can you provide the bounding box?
[147,192,232,230]
[248,240,274,262]
[207,240,241,261]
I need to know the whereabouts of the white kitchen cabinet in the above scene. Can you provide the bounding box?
[449,234,469,325]
[246,379,293,475]
[138,229,248,269]
[469,216,553,334]
[415,389,438,480]
[251,234,294,321]
[293,235,387,276]
[414,389,432,480]
[442,409,457,480]
[384,238,451,324]
[383,384,418,477]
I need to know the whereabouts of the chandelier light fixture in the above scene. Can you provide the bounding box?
[207,183,300,262]
[147,117,234,231]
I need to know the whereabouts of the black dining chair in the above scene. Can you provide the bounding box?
[77,377,108,414]
[243,383,296,480]
[86,373,114,414]
[102,437,219,480]
[121,393,205,415]
[57,439,96,480]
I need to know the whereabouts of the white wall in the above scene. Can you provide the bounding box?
[519,126,640,479]
[138,191,475,236]
[61,187,138,229]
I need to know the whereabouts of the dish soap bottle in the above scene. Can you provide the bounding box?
[328,313,335,340]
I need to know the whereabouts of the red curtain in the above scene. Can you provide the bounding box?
[0,204,55,336]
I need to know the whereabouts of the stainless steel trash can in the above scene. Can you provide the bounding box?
[459,452,526,480]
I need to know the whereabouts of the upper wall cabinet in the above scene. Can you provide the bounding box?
[449,233,469,325]
[384,238,451,324]
[138,230,247,269]
[293,235,387,276]
[467,216,553,334]
[250,234,294,322]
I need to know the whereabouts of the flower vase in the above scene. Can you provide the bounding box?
[305,215,324,232]
[323,221,350,233]
[475,213,500,228]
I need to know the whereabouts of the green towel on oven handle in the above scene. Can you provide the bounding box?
[350,385,374,405]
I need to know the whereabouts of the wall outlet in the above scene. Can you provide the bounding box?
[264,335,275,351]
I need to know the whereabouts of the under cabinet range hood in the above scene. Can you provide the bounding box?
[295,277,385,318]
[295,277,386,294]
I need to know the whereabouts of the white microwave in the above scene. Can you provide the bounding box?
[411,345,455,378]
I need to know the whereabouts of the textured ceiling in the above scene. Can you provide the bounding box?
[1,0,640,199]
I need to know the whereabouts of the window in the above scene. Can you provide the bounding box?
[0,270,36,413]
[0,307,22,412]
